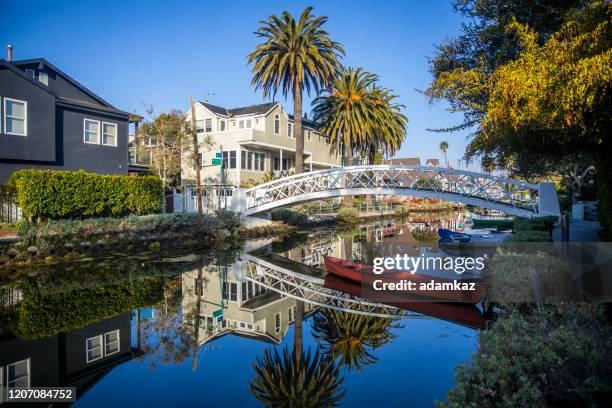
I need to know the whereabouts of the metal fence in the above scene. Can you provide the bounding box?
[0,193,22,223]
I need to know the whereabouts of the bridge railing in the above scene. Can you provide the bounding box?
[244,165,540,215]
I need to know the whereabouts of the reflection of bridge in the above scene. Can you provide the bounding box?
[239,165,560,217]
[246,252,423,319]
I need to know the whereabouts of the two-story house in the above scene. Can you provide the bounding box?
[0,52,141,183]
[182,101,343,191]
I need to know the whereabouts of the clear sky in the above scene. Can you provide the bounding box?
[1,0,478,169]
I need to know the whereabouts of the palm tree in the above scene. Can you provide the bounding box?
[248,7,344,174]
[439,140,449,168]
[367,85,407,164]
[250,346,345,407]
[312,67,382,207]
[312,308,400,371]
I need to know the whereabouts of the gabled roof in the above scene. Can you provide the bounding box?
[11,58,112,107]
[426,158,440,166]
[56,96,133,117]
[288,114,321,131]
[199,101,278,117]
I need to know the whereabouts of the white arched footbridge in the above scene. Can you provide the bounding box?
[235,165,560,218]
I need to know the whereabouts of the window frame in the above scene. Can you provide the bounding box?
[205,118,212,132]
[104,330,120,357]
[39,71,49,86]
[220,119,226,131]
[306,130,311,142]
[4,97,28,136]
[86,334,104,363]
[101,121,118,147]
[274,312,281,333]
[287,122,294,139]
[246,119,252,128]
[83,118,101,145]
[6,358,30,389]
[274,114,280,135]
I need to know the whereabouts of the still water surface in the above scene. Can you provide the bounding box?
[1,212,483,407]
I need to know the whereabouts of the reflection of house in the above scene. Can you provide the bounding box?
[182,266,314,346]
[0,312,137,403]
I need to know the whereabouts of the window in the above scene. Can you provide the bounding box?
[196,119,205,133]
[86,335,103,362]
[220,120,226,131]
[274,114,280,135]
[241,281,248,300]
[39,71,49,85]
[87,331,120,363]
[6,359,30,388]
[307,130,311,142]
[288,306,296,323]
[83,119,100,144]
[241,151,265,171]
[222,151,236,169]
[104,330,120,356]
[273,157,280,171]
[205,118,212,132]
[4,98,27,136]
[274,312,281,333]
[102,122,117,146]
[25,69,35,79]
[239,120,245,129]
[246,119,252,128]
[230,282,238,301]
[287,123,294,138]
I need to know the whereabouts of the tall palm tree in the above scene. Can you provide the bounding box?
[248,7,344,174]
[312,308,400,371]
[367,85,407,164]
[250,346,345,407]
[439,140,449,168]
[312,67,382,207]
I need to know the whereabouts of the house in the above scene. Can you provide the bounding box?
[0,48,141,183]
[426,158,440,167]
[182,101,344,192]
[384,157,421,166]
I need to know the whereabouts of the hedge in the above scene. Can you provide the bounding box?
[8,169,163,220]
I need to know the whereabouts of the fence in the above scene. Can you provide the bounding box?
[0,192,22,223]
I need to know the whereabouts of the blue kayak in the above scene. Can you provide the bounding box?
[438,228,472,243]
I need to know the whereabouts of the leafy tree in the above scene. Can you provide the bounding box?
[248,7,344,174]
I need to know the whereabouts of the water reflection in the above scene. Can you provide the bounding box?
[0,212,481,406]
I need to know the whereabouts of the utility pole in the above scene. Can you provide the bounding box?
[190,97,203,213]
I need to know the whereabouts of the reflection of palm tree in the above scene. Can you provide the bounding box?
[312,309,400,370]
[250,346,344,407]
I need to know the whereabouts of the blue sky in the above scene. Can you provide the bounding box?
[1,0,478,168]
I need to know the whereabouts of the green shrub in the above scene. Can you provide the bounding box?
[437,305,612,408]
[336,207,359,224]
[504,230,551,243]
[411,228,439,243]
[513,216,558,232]
[8,169,163,220]
[13,277,166,339]
[214,209,243,234]
[272,208,309,226]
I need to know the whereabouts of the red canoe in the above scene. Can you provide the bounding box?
[324,256,485,304]
[323,274,486,330]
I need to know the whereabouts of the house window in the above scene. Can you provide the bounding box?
[6,359,30,388]
[288,306,295,323]
[4,98,27,136]
[25,69,35,79]
[239,120,244,129]
[86,335,103,362]
[102,122,118,146]
[273,157,280,171]
[241,281,248,300]
[205,118,212,132]
[196,119,205,133]
[39,71,49,85]
[274,114,280,135]
[274,312,281,333]
[246,119,252,128]
[83,119,100,144]
[287,123,294,138]
[242,151,265,171]
[230,282,238,301]
[222,151,237,169]
[307,130,311,142]
[220,120,226,131]
[104,330,120,356]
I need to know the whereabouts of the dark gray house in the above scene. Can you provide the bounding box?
[0,55,141,183]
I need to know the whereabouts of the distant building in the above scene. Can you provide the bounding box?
[0,49,141,183]
[426,158,440,167]
[384,157,421,166]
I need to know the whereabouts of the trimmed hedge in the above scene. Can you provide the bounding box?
[8,169,163,220]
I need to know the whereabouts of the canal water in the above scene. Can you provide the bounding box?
[1,212,484,407]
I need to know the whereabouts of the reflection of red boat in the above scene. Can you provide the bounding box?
[324,256,485,304]
[323,274,485,330]
[382,226,401,237]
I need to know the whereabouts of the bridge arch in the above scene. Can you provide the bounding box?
[240,165,560,218]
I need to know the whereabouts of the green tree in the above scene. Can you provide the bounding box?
[250,346,345,408]
[367,85,408,164]
[439,140,449,167]
[248,7,344,174]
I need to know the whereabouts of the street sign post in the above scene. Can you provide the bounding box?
[211,158,222,165]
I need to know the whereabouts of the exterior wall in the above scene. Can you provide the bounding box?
[0,67,56,163]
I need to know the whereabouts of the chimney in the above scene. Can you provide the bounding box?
[7,44,13,62]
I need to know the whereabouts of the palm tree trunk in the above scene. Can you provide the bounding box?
[294,300,304,361]
[344,140,353,208]
[294,83,304,174]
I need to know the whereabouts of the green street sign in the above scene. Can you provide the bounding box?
[211,158,222,165]
[213,309,224,318]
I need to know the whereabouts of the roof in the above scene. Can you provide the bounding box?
[288,114,320,130]
[385,157,421,166]
[426,159,440,166]
[57,96,133,117]
[200,101,278,117]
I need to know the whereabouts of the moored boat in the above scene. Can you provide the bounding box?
[324,256,485,304]
[472,218,513,230]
